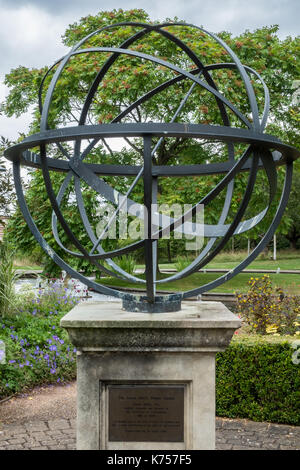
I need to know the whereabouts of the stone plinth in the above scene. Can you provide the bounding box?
[60,300,241,450]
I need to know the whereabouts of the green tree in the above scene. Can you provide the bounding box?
[1,8,299,273]
[281,161,300,249]
[0,137,16,219]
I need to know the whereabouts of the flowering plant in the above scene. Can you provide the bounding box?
[0,277,84,397]
[236,275,300,336]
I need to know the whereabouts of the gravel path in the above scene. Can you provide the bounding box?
[0,381,299,450]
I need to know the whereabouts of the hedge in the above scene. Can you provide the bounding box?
[216,335,300,425]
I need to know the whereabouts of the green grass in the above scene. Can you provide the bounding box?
[206,253,300,271]
[13,257,42,271]
[137,250,300,272]
[14,266,42,271]
[98,271,300,294]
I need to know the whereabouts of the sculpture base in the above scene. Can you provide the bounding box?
[60,300,241,450]
[122,294,182,313]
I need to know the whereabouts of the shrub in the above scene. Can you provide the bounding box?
[0,317,77,396]
[236,274,300,335]
[216,335,300,425]
[115,255,136,275]
[175,256,191,272]
[0,278,81,396]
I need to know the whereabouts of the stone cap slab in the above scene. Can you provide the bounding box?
[60,301,241,352]
[60,300,241,329]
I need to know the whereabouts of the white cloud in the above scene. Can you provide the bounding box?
[0,0,299,140]
[0,5,68,72]
[0,5,69,140]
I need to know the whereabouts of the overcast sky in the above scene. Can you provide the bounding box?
[0,0,299,141]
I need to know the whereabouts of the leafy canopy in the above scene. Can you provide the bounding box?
[1,8,299,273]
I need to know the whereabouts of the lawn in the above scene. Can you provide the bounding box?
[144,249,300,272]
[13,256,42,271]
[100,250,300,294]
[98,271,300,295]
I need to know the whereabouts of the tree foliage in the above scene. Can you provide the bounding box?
[1,8,299,272]
[0,137,16,219]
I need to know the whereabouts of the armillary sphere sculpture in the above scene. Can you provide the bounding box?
[5,22,300,312]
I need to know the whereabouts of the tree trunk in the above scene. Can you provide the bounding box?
[167,240,172,263]
[289,239,298,250]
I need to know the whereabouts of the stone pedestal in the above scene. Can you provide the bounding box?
[60,300,241,450]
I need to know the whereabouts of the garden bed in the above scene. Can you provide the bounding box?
[0,275,299,425]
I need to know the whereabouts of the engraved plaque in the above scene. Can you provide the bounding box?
[108,385,184,442]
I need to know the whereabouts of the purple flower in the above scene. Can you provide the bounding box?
[9,360,15,364]
[49,345,57,351]
[32,309,37,316]
[50,368,56,374]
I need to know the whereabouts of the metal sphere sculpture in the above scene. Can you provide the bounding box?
[5,22,299,312]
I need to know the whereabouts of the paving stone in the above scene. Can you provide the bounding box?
[5,444,25,450]
[263,443,280,450]
[221,421,245,430]
[31,446,49,450]
[268,425,292,434]
[232,445,262,450]
[47,419,71,430]
[3,426,27,436]
[10,433,30,441]
[61,428,76,435]
[40,440,59,446]
[0,416,298,450]
[280,445,297,450]
[25,422,48,432]
[45,430,65,437]
[278,439,299,448]
[7,437,26,444]
[67,445,76,450]
[241,440,262,448]
[216,438,230,444]
[243,422,269,432]
[29,431,48,440]
[227,438,250,445]
[216,444,233,450]
[56,438,76,445]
